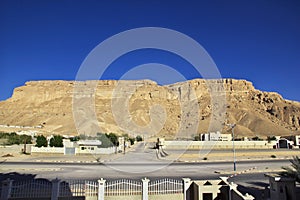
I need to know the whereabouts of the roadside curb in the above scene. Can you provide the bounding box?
[174,157,290,163]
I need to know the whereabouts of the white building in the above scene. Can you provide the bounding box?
[200,131,232,141]
[76,140,102,154]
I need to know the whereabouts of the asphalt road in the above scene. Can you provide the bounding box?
[0,159,290,180]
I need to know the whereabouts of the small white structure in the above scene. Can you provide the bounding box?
[76,140,102,154]
[289,135,300,147]
[201,132,232,141]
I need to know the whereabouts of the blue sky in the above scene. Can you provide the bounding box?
[0,0,300,101]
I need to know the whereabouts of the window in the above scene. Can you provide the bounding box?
[91,147,94,151]
[81,147,85,150]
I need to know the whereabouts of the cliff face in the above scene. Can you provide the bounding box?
[0,79,299,138]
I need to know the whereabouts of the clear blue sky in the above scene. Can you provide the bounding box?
[0,0,300,101]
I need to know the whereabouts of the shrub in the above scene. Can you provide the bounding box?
[49,135,63,147]
[128,137,135,145]
[136,135,143,142]
[281,156,300,183]
[0,132,32,145]
[36,135,47,147]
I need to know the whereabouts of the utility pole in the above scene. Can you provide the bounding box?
[23,137,27,154]
[226,123,237,172]
[123,139,126,154]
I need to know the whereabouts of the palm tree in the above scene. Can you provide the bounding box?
[282,156,300,183]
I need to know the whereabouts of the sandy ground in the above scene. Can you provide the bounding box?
[171,150,300,161]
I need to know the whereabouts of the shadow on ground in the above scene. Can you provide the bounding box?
[0,172,84,200]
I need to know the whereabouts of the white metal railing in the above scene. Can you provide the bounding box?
[148,178,183,195]
[10,180,52,198]
[85,180,98,196]
[105,179,142,196]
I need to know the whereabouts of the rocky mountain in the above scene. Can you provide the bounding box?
[0,79,299,139]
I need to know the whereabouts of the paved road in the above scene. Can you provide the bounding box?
[0,159,290,180]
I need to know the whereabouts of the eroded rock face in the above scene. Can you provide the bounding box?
[0,79,299,137]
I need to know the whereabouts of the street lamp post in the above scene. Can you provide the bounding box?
[227,123,237,172]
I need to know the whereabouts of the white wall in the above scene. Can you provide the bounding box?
[31,146,115,155]
[164,140,276,149]
[76,146,115,154]
[31,146,64,154]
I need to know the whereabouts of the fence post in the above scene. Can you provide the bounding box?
[51,178,60,200]
[1,178,13,200]
[98,178,106,200]
[182,178,191,200]
[142,178,150,200]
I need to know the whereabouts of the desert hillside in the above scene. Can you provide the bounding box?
[0,79,299,138]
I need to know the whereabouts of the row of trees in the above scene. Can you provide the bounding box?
[0,131,143,148]
[78,133,143,147]
[92,133,142,148]
[36,133,143,148]
[0,132,32,145]
[36,135,63,147]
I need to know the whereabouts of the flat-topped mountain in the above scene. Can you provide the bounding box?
[0,79,299,138]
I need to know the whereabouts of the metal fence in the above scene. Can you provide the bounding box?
[148,178,183,195]
[0,177,255,200]
[105,179,142,196]
[10,179,52,198]
[1,178,184,199]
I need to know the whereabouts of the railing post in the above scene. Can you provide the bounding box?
[98,178,106,200]
[182,178,191,200]
[142,178,150,200]
[1,178,13,200]
[51,178,60,200]
[228,182,237,200]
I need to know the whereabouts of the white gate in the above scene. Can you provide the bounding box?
[148,178,183,195]
[105,179,142,196]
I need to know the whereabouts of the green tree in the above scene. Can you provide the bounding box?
[19,135,32,144]
[194,135,200,141]
[267,135,277,142]
[70,136,80,142]
[36,135,48,147]
[282,156,300,183]
[128,137,135,145]
[49,135,63,147]
[136,135,143,142]
[7,132,20,145]
[106,133,119,146]
[97,133,114,148]
[252,136,262,141]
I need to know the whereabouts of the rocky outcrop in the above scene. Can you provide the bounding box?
[0,79,299,138]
